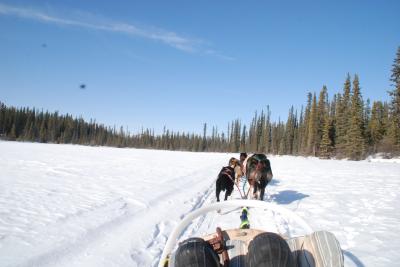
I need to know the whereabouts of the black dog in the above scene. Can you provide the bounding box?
[216,158,240,202]
[245,154,273,200]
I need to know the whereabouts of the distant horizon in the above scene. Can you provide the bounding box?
[1,1,399,135]
[0,70,393,137]
[0,71,396,136]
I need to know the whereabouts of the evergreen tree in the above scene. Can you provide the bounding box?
[319,111,333,158]
[316,86,328,154]
[240,125,247,152]
[369,101,386,152]
[271,122,279,154]
[257,111,265,152]
[346,74,366,160]
[0,101,5,135]
[10,123,17,140]
[201,123,207,151]
[284,106,296,155]
[301,93,312,154]
[232,120,241,152]
[329,94,337,152]
[335,74,351,156]
[364,99,372,151]
[264,106,271,153]
[387,46,400,152]
[307,93,318,156]
[292,109,299,155]
[249,112,258,152]
[297,106,304,153]
[39,119,47,143]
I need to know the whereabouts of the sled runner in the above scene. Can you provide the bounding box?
[159,200,343,267]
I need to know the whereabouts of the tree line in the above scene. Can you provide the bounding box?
[1,47,399,160]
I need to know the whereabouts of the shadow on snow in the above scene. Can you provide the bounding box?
[343,250,366,267]
[269,190,310,205]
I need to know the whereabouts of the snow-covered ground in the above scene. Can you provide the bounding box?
[0,141,399,267]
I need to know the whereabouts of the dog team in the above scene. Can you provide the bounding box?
[216,152,273,201]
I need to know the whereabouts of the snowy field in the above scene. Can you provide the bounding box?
[0,141,399,267]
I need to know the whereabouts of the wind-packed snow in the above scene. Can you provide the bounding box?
[0,141,399,267]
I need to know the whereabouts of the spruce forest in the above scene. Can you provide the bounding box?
[1,47,400,160]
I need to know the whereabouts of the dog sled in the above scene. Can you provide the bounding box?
[159,200,344,267]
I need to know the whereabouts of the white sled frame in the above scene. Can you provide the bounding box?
[158,199,313,267]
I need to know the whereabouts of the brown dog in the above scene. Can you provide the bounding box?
[243,154,273,200]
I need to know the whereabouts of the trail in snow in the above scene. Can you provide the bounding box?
[0,141,400,267]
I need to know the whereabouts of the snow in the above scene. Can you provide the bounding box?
[0,141,399,267]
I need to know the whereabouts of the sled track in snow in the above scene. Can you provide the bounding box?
[2,197,139,267]
[3,171,218,267]
[178,179,217,239]
[147,169,211,207]
[127,175,219,267]
[147,178,217,267]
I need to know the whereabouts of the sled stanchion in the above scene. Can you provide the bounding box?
[216,227,229,267]
[158,200,313,267]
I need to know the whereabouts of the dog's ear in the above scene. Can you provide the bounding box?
[234,158,240,167]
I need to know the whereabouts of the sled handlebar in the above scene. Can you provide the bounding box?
[158,199,313,267]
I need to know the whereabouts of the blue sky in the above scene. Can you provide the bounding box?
[1,1,399,135]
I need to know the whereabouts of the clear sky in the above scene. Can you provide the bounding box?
[1,0,399,135]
